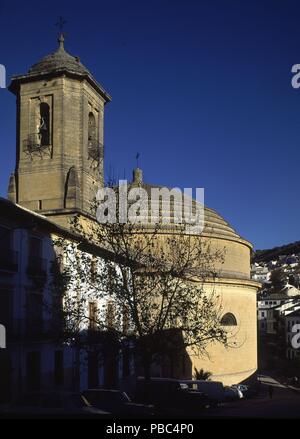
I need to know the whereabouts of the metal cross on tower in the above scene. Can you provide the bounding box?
[55,17,67,49]
[136,152,140,169]
[55,16,67,33]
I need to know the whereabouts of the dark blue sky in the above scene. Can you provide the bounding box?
[0,0,300,250]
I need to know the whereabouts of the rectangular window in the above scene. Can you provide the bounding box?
[26,351,41,391]
[0,290,12,333]
[51,294,64,335]
[88,351,99,388]
[29,237,42,257]
[26,293,43,336]
[89,302,97,331]
[54,350,64,387]
[91,257,97,282]
[106,301,115,329]
[28,237,46,275]
[0,226,11,250]
[0,226,17,272]
[122,306,129,334]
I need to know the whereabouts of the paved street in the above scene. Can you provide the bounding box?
[204,375,300,418]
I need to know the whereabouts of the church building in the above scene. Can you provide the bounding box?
[0,34,260,402]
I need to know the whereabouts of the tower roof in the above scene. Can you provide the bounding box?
[9,34,111,102]
[28,34,90,76]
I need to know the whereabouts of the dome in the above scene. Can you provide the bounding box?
[111,168,253,283]
[122,168,246,243]
[28,35,91,76]
[202,206,241,240]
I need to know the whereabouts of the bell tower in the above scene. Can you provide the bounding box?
[8,34,111,227]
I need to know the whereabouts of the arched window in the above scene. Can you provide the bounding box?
[88,112,96,142]
[221,313,237,326]
[39,103,50,146]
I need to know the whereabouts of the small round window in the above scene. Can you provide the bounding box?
[221,313,237,326]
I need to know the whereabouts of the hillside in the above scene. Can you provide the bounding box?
[253,241,300,263]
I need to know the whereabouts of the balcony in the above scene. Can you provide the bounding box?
[23,134,52,159]
[0,249,18,272]
[27,256,47,277]
[88,139,104,164]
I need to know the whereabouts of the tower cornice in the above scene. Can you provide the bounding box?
[9,70,111,104]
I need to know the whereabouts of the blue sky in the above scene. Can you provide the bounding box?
[0,0,300,250]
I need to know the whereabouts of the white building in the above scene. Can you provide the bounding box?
[0,198,134,403]
[257,295,292,333]
[251,263,270,283]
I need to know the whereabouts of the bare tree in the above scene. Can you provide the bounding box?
[51,211,228,383]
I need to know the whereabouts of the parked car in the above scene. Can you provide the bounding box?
[134,377,210,417]
[180,380,224,406]
[0,392,110,417]
[82,389,154,417]
[231,384,258,399]
[224,386,244,401]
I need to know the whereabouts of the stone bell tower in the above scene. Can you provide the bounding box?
[8,34,111,227]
